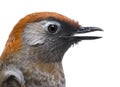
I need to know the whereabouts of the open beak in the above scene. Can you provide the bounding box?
[61,27,103,41]
[74,27,103,40]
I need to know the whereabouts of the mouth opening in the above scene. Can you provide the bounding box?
[61,27,103,40]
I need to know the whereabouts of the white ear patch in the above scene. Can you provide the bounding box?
[23,22,45,46]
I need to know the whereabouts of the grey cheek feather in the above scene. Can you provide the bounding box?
[22,23,45,46]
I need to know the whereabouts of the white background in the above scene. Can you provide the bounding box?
[0,0,120,87]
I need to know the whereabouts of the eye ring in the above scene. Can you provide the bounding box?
[47,24,58,34]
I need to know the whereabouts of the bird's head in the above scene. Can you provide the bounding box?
[1,12,103,62]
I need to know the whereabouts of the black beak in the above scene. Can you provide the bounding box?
[77,27,103,33]
[74,27,103,40]
[61,27,103,40]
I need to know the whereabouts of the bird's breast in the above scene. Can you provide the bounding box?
[22,62,65,87]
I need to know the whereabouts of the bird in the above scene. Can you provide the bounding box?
[0,12,103,87]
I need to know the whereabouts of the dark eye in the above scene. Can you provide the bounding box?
[48,24,58,33]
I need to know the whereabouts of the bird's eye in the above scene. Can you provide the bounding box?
[47,24,58,33]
